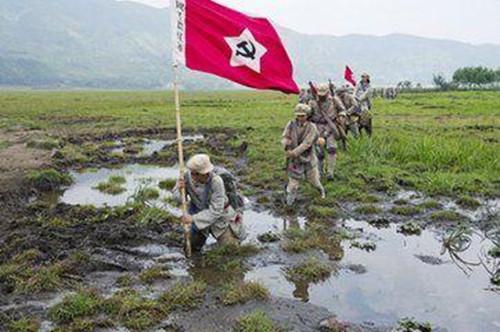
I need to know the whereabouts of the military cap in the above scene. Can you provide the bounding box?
[316,83,330,96]
[294,103,311,116]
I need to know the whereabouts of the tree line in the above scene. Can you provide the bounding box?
[433,66,500,90]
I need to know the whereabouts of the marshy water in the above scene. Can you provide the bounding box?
[110,135,204,158]
[52,164,499,331]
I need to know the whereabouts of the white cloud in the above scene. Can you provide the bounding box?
[121,0,500,45]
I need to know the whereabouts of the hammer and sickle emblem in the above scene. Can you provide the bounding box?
[235,40,256,60]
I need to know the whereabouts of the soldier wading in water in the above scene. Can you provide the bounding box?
[174,154,246,253]
[282,104,326,206]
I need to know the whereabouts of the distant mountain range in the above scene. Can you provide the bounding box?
[1,0,500,89]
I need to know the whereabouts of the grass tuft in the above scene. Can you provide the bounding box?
[159,281,207,311]
[282,225,344,260]
[397,222,422,236]
[390,205,422,216]
[159,179,177,190]
[93,176,127,195]
[456,195,481,209]
[488,246,500,258]
[285,258,332,283]
[28,169,73,191]
[7,317,40,332]
[49,289,103,324]
[257,232,280,243]
[418,200,442,210]
[430,210,465,222]
[27,137,60,150]
[351,241,377,252]
[308,205,339,219]
[139,266,170,284]
[355,205,382,215]
[395,317,432,332]
[233,311,280,332]
[221,281,269,305]
[104,288,164,331]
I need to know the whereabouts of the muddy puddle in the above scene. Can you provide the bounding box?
[32,164,500,331]
[60,164,178,207]
[246,219,499,332]
[59,164,305,241]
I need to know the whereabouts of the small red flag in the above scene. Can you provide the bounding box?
[171,0,299,94]
[344,65,357,87]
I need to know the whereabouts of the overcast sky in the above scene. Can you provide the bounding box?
[122,0,500,45]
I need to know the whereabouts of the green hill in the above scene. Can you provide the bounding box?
[1,0,499,89]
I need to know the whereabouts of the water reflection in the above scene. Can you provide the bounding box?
[246,220,499,332]
[60,164,178,207]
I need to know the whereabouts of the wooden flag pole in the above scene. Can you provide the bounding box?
[173,63,192,258]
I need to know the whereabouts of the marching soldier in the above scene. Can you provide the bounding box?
[354,73,374,136]
[308,83,345,180]
[282,104,325,206]
[337,87,361,138]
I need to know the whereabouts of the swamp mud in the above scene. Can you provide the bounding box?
[1,131,499,332]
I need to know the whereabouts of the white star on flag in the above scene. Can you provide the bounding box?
[224,28,268,73]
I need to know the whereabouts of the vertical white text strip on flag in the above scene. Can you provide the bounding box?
[171,0,186,65]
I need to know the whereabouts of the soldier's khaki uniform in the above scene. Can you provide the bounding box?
[338,90,361,138]
[308,91,344,179]
[354,78,374,137]
[282,107,325,206]
[173,170,245,252]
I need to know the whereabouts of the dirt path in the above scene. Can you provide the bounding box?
[0,129,51,194]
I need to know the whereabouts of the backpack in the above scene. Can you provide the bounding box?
[213,166,245,210]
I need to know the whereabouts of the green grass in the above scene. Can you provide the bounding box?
[27,169,73,191]
[0,250,68,294]
[93,176,127,195]
[285,258,333,283]
[430,210,465,222]
[418,199,442,210]
[26,137,60,150]
[49,290,102,324]
[397,222,422,236]
[159,281,207,311]
[158,178,177,190]
[390,205,422,216]
[0,140,10,150]
[282,225,344,260]
[257,232,280,243]
[233,311,280,332]
[307,205,339,219]
[138,266,170,284]
[7,317,40,332]
[456,195,481,209]
[488,246,500,258]
[104,289,164,331]
[395,317,432,332]
[355,205,382,215]
[351,241,377,251]
[1,90,499,200]
[221,281,269,305]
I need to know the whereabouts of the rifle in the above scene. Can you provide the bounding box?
[308,81,347,148]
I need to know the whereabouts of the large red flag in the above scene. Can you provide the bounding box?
[171,0,299,94]
[344,65,357,87]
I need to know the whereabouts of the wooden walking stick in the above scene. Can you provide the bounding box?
[173,63,192,258]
